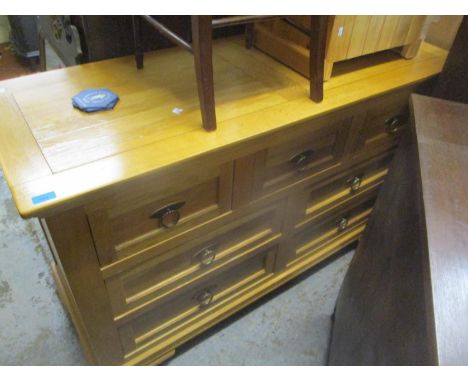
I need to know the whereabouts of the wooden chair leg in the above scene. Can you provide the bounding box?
[133,16,144,69]
[191,16,217,131]
[245,23,254,49]
[38,32,47,72]
[309,16,329,102]
[401,16,436,59]
[401,40,423,59]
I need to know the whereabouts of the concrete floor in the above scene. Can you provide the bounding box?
[0,170,86,365]
[0,169,354,365]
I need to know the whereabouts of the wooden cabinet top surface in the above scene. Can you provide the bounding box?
[0,36,447,217]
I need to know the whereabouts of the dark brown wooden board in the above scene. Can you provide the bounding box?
[432,16,467,104]
[412,95,468,365]
[328,94,468,365]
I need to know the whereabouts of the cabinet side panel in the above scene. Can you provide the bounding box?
[44,208,124,365]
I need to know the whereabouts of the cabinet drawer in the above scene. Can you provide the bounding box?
[87,162,233,266]
[351,89,410,158]
[292,152,392,229]
[118,244,277,357]
[250,112,352,200]
[287,195,376,268]
[104,202,285,319]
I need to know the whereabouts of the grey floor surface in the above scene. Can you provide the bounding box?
[0,169,354,365]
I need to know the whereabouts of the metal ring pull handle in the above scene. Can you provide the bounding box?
[196,289,215,308]
[150,201,186,228]
[193,244,218,267]
[347,175,362,193]
[385,114,407,135]
[338,217,348,232]
[289,149,315,171]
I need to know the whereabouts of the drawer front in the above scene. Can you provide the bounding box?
[117,244,277,356]
[105,202,285,319]
[287,195,376,268]
[351,89,410,158]
[291,152,392,229]
[250,112,352,200]
[87,162,234,266]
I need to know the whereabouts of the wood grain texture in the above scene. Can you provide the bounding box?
[119,244,277,358]
[104,203,284,320]
[309,16,329,101]
[361,16,386,55]
[0,29,451,367]
[412,95,468,365]
[44,84,417,364]
[0,92,51,186]
[191,15,217,131]
[256,16,431,81]
[43,207,125,365]
[121,221,361,365]
[86,160,233,265]
[0,37,447,218]
[329,94,468,365]
[328,114,436,366]
[375,16,401,52]
[401,17,436,59]
[426,16,463,50]
[346,16,372,59]
[327,16,356,62]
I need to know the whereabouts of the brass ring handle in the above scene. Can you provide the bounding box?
[289,149,315,171]
[193,244,218,267]
[196,289,214,308]
[150,201,185,228]
[338,217,348,231]
[347,176,362,193]
[385,114,407,135]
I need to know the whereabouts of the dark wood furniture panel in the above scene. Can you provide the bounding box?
[329,94,468,365]
[432,16,467,104]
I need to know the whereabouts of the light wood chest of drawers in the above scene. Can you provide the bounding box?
[0,37,447,365]
[43,86,415,365]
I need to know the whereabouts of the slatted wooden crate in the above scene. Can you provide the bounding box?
[254,16,435,80]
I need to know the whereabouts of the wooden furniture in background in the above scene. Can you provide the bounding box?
[433,16,467,104]
[133,15,330,131]
[38,16,244,70]
[426,15,463,50]
[254,16,434,81]
[328,94,468,365]
[38,16,135,69]
[0,36,447,365]
[0,42,39,81]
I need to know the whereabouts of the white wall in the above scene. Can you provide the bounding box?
[0,16,10,44]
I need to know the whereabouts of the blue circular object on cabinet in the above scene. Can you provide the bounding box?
[72,88,119,112]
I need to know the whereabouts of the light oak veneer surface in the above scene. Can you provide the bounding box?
[0,37,447,217]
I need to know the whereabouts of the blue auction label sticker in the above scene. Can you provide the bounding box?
[31,191,57,205]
